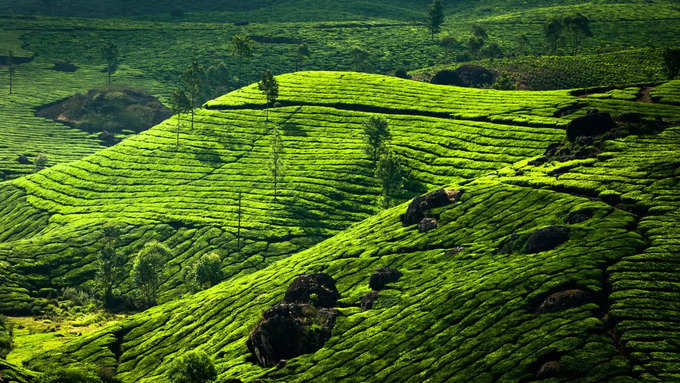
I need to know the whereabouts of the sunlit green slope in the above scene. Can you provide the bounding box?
[30,108,680,382]
[2,72,679,382]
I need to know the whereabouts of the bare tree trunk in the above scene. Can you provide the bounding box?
[237,192,242,251]
[176,113,180,149]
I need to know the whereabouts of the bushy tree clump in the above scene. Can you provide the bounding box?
[131,240,170,307]
[185,253,223,291]
[167,351,217,383]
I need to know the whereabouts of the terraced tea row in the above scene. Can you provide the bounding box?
[0,60,167,180]
[29,176,646,383]
[0,84,569,313]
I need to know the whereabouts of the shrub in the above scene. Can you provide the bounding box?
[493,74,516,90]
[0,314,13,358]
[131,241,171,307]
[61,287,93,307]
[167,351,217,383]
[186,253,224,291]
[34,153,48,172]
[663,48,680,79]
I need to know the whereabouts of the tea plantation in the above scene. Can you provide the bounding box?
[0,70,678,382]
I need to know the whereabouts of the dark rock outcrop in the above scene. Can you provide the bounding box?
[401,189,462,226]
[538,289,591,313]
[418,217,438,232]
[51,61,78,72]
[247,303,338,367]
[536,361,560,379]
[360,290,379,311]
[565,209,593,224]
[283,273,340,308]
[369,268,402,291]
[454,65,496,88]
[566,110,615,142]
[430,65,496,88]
[525,226,569,253]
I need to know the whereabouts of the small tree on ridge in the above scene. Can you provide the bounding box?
[101,41,120,87]
[426,0,445,40]
[258,70,279,122]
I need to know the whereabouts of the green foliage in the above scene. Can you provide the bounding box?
[7,49,14,95]
[492,74,515,90]
[0,314,13,358]
[33,153,48,173]
[269,124,285,201]
[231,34,254,86]
[167,351,217,383]
[170,87,192,147]
[544,17,564,54]
[361,115,391,164]
[296,44,311,72]
[663,48,680,79]
[181,59,205,131]
[186,253,223,291]
[426,0,445,39]
[350,47,370,72]
[471,24,488,41]
[480,41,503,59]
[374,148,403,208]
[95,224,127,307]
[131,241,170,307]
[100,41,120,87]
[439,35,461,62]
[258,70,279,121]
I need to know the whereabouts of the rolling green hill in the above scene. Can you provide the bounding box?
[2,0,680,183]
[2,72,680,382]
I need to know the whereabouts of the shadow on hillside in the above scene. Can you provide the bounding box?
[277,106,307,137]
[194,146,224,168]
[284,198,326,238]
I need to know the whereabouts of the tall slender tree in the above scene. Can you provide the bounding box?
[101,41,120,87]
[258,70,279,122]
[231,34,254,87]
[362,115,391,165]
[544,18,564,54]
[7,50,15,95]
[563,13,592,53]
[375,149,403,209]
[237,192,242,252]
[295,44,311,72]
[350,47,369,72]
[170,88,191,148]
[426,0,445,40]
[96,224,126,307]
[269,125,285,201]
[180,59,204,132]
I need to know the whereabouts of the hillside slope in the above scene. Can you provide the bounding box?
[3,72,680,382]
[29,114,680,382]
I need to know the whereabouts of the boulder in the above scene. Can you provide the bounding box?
[401,189,462,226]
[418,217,438,232]
[525,226,569,253]
[430,70,461,86]
[536,361,560,379]
[565,209,593,224]
[369,268,402,291]
[566,110,616,142]
[283,273,340,308]
[454,65,496,87]
[360,290,379,311]
[247,303,338,367]
[538,289,591,313]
